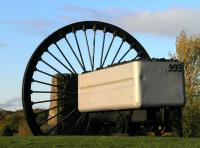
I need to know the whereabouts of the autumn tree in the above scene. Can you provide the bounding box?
[18,120,33,136]
[0,125,13,136]
[176,31,200,137]
[176,31,200,99]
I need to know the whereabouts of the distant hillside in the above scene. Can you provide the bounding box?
[0,109,47,136]
[0,109,33,136]
[0,108,6,112]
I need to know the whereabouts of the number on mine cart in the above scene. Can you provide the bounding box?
[168,64,183,72]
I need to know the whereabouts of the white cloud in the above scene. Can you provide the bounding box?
[113,8,200,37]
[1,6,200,38]
[0,97,22,111]
[61,6,200,38]
[61,5,124,22]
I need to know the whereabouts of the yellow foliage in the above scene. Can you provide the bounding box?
[176,31,200,100]
[176,31,200,137]
[18,120,33,136]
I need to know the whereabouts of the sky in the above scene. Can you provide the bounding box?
[0,0,200,110]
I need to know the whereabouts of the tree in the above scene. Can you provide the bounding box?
[0,125,13,136]
[176,31,200,99]
[176,31,200,137]
[18,120,33,136]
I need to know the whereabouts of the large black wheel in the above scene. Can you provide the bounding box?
[22,21,150,135]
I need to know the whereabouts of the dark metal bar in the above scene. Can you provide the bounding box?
[100,27,106,67]
[54,43,77,74]
[86,118,91,133]
[32,98,65,105]
[39,110,64,126]
[92,25,96,71]
[35,104,62,116]
[64,37,85,72]
[31,90,77,94]
[31,91,63,94]
[35,68,61,80]
[45,108,77,135]
[32,79,64,89]
[73,29,86,72]
[74,113,84,128]
[117,46,133,63]
[40,59,67,79]
[111,38,125,65]
[47,50,74,74]
[83,26,93,70]
[34,100,76,116]
[102,31,117,67]
[80,113,86,124]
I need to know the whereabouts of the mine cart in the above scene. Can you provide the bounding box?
[22,21,185,136]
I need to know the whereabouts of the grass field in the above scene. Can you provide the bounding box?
[0,136,200,148]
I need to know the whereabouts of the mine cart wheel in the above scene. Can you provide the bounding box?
[115,115,128,134]
[22,21,150,135]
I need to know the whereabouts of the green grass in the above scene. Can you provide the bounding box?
[0,136,200,148]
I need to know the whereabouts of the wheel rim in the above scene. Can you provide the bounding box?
[22,21,150,135]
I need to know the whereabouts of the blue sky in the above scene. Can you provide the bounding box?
[0,0,200,110]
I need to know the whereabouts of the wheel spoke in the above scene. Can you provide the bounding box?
[40,59,67,79]
[45,108,77,135]
[101,31,117,67]
[32,98,65,105]
[34,100,76,116]
[31,91,63,94]
[39,110,64,126]
[31,90,77,94]
[83,26,93,70]
[92,25,96,71]
[35,68,61,80]
[74,113,84,128]
[86,118,91,133]
[80,113,86,124]
[111,37,125,65]
[100,27,106,67]
[54,43,77,74]
[32,79,64,89]
[73,28,86,72]
[47,50,74,74]
[64,37,85,72]
[117,46,133,63]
